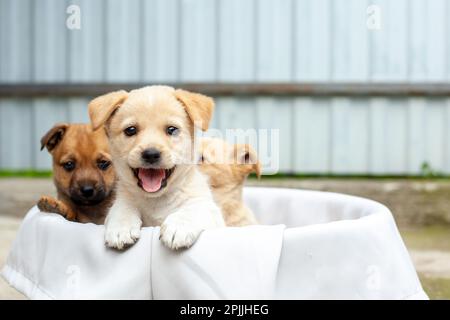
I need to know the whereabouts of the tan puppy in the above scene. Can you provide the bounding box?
[88,86,225,250]
[198,138,261,226]
[38,123,116,224]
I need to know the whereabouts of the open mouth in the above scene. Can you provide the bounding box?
[132,167,175,193]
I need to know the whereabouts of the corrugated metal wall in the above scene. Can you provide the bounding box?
[1,0,450,174]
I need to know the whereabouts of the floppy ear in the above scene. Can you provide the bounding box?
[235,144,262,178]
[40,123,69,152]
[88,90,128,130]
[175,89,214,131]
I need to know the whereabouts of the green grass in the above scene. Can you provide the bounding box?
[401,226,450,252]
[400,226,450,300]
[248,173,450,181]
[3,170,450,180]
[0,170,52,178]
[419,275,450,300]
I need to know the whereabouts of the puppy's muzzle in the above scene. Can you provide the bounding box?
[70,182,106,206]
[80,185,95,198]
[141,148,161,164]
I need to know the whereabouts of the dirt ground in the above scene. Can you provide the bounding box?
[1,177,449,299]
[0,215,24,299]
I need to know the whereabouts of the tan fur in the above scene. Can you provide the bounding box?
[199,138,261,226]
[88,86,224,250]
[38,123,116,224]
[89,90,128,130]
[174,89,214,131]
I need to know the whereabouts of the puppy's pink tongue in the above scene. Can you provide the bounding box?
[138,168,165,192]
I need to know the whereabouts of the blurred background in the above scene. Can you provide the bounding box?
[1,0,450,298]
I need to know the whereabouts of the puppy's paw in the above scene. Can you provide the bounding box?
[104,218,141,250]
[37,196,77,221]
[38,196,60,212]
[160,215,203,250]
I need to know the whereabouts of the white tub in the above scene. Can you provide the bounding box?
[1,187,427,299]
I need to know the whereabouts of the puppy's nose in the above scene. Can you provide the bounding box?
[80,185,95,198]
[142,148,161,164]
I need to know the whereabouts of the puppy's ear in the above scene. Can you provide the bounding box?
[40,123,69,152]
[235,144,261,178]
[175,89,214,131]
[88,90,128,130]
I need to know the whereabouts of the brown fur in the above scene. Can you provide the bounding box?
[38,123,116,224]
[199,138,261,227]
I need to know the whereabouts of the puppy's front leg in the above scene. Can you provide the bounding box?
[104,198,142,250]
[38,196,77,221]
[160,199,224,250]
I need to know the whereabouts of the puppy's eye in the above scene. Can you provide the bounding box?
[166,126,179,136]
[62,161,75,172]
[97,160,111,171]
[124,126,137,137]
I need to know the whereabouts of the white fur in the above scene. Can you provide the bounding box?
[96,86,225,250]
[105,165,224,250]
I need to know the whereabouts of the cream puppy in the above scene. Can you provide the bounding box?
[88,86,225,250]
[199,138,261,226]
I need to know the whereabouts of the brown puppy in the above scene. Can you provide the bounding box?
[38,123,116,224]
[198,138,261,227]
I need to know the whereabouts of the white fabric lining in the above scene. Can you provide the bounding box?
[1,187,428,300]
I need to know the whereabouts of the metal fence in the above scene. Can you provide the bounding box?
[1,0,450,174]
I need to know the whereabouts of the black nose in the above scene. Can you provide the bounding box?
[80,185,95,198]
[142,148,161,164]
